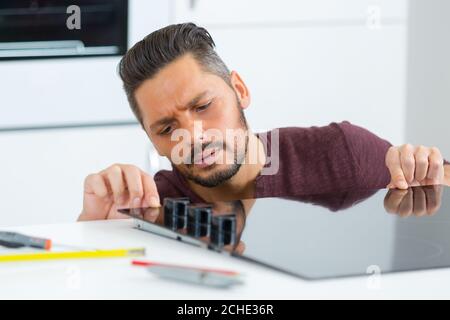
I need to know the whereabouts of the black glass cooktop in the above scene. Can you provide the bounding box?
[121,185,450,280]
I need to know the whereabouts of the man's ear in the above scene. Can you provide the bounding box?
[230,71,251,110]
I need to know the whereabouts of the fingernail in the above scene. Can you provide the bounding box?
[149,196,160,207]
[132,197,141,208]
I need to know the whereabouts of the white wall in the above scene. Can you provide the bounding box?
[406,0,450,158]
[172,0,409,145]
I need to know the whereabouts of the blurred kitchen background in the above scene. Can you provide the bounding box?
[0,0,448,227]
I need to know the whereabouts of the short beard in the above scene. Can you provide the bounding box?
[182,97,249,188]
[185,161,243,188]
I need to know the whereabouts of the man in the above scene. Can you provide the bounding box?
[78,23,449,221]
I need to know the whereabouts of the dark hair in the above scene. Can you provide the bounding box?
[118,22,231,127]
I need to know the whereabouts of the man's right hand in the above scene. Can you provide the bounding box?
[78,164,160,221]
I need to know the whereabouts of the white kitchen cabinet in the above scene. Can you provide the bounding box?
[0,0,171,130]
[171,0,408,144]
[210,25,406,144]
[173,0,407,26]
[406,0,450,157]
[0,125,159,227]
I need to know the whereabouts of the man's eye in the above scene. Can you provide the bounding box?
[195,102,211,112]
[159,126,172,135]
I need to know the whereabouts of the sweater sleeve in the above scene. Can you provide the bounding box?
[338,121,392,189]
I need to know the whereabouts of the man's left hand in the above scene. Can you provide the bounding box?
[385,144,449,189]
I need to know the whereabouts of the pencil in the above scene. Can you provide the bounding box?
[132,260,240,276]
[0,248,145,263]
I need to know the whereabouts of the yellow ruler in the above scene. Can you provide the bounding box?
[0,248,145,263]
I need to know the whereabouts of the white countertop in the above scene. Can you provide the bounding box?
[1,219,450,299]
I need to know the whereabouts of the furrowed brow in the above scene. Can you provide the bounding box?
[186,91,209,109]
[149,116,175,132]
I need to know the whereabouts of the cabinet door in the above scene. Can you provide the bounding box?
[0,57,134,128]
[200,25,406,144]
[172,0,408,143]
[173,0,407,25]
[0,0,171,130]
[0,125,154,227]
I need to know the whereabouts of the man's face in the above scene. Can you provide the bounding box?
[135,54,250,187]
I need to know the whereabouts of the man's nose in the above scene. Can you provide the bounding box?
[184,119,208,144]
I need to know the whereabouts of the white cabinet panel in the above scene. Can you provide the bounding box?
[0,0,170,129]
[406,0,450,157]
[0,57,134,128]
[173,0,407,25]
[210,25,406,144]
[0,125,152,227]
[172,0,408,144]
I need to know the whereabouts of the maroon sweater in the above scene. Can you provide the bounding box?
[153,121,447,203]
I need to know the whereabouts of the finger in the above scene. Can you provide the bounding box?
[386,147,409,189]
[412,187,426,216]
[427,147,444,184]
[424,185,442,215]
[384,189,408,213]
[103,165,126,205]
[398,188,413,217]
[79,174,113,221]
[400,144,415,184]
[84,173,109,198]
[106,204,132,220]
[141,171,161,207]
[122,165,144,208]
[233,241,246,255]
[414,146,430,182]
[142,207,161,222]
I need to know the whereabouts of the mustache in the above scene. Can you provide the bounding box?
[185,140,227,165]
